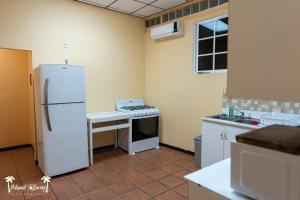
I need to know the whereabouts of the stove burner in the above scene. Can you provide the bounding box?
[121,105,155,111]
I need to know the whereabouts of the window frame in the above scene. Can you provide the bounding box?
[193,14,229,74]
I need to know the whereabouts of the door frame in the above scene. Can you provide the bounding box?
[0,47,36,159]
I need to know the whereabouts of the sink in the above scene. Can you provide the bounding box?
[209,114,260,125]
[210,115,242,122]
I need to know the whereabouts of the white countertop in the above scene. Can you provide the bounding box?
[184,159,252,200]
[202,117,261,130]
[87,111,131,123]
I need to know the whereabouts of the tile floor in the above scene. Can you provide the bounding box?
[0,146,199,200]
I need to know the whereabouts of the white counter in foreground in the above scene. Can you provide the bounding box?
[184,159,252,200]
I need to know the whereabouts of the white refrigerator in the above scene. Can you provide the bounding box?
[34,64,89,177]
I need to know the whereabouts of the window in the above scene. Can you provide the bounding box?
[194,15,228,73]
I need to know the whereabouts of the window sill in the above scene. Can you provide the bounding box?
[196,69,228,74]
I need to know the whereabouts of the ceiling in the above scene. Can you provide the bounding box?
[77,0,191,17]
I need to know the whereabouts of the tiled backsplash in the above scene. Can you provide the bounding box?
[222,90,300,114]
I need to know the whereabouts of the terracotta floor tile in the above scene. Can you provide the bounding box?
[133,163,156,173]
[125,158,144,167]
[140,181,168,197]
[103,158,125,166]
[175,159,194,168]
[146,159,169,168]
[118,189,151,200]
[154,190,186,200]
[174,183,188,198]
[0,145,196,200]
[50,176,75,191]
[52,183,83,200]
[86,187,116,200]
[0,171,19,186]
[161,164,183,174]
[115,167,143,178]
[0,151,13,161]
[160,155,181,163]
[110,196,122,200]
[159,175,185,189]
[21,176,44,185]
[173,169,191,181]
[0,184,24,200]
[18,166,43,182]
[27,192,56,200]
[97,172,125,185]
[108,180,136,195]
[136,154,153,161]
[145,169,169,180]
[89,161,106,170]
[178,154,194,161]
[0,161,18,180]
[16,162,39,173]
[68,194,88,200]
[23,178,53,199]
[91,166,115,177]
[14,158,35,169]
[184,164,199,171]
[71,169,105,193]
[127,174,154,187]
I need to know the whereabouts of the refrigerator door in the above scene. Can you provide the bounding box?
[40,103,89,176]
[39,64,85,104]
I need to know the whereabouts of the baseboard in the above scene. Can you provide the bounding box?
[0,144,32,152]
[93,144,115,153]
[160,143,195,156]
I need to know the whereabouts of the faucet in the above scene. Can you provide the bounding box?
[229,107,245,118]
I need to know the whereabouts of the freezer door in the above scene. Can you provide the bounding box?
[39,64,85,104]
[41,103,89,176]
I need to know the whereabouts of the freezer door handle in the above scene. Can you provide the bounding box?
[44,78,52,131]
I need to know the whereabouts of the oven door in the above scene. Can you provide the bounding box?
[132,116,159,142]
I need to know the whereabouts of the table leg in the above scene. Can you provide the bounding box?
[114,130,118,149]
[128,118,133,155]
[89,123,93,165]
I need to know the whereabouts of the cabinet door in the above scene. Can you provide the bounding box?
[223,126,251,159]
[201,122,224,168]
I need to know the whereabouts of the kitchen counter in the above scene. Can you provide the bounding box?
[185,159,253,200]
[202,116,261,130]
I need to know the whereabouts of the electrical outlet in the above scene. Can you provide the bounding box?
[64,41,70,48]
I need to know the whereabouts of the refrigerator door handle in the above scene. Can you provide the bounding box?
[44,78,52,131]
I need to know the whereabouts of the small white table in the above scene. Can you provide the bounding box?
[185,159,252,200]
[87,111,132,165]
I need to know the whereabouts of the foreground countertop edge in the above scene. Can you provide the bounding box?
[184,159,252,200]
[202,117,261,130]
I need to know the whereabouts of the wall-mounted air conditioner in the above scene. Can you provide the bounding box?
[150,21,184,40]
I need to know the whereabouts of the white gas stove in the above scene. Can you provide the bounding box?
[116,99,160,154]
[116,99,159,118]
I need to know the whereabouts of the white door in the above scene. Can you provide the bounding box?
[201,122,224,168]
[223,126,250,159]
[39,64,85,104]
[41,103,89,176]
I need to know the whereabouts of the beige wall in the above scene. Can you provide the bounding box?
[228,0,300,101]
[0,0,145,147]
[144,5,228,151]
[0,49,32,148]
